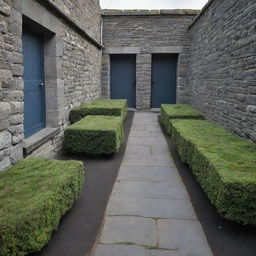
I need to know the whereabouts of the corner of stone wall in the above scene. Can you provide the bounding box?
[0,0,24,171]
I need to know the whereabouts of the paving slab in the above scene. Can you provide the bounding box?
[149,130,165,137]
[147,124,162,132]
[126,145,151,155]
[158,219,213,256]
[131,125,162,132]
[100,216,158,247]
[127,136,167,146]
[131,125,149,131]
[106,195,197,220]
[150,144,170,155]
[132,120,157,125]
[148,249,180,256]
[117,165,182,182]
[94,245,180,256]
[94,244,148,256]
[129,131,151,137]
[123,154,175,167]
[112,181,189,200]
[133,113,157,118]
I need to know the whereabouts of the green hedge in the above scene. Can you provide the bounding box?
[0,158,84,256]
[171,119,256,225]
[64,115,124,155]
[69,99,128,124]
[160,104,203,134]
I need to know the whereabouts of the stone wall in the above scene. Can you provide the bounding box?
[102,10,198,109]
[62,27,102,114]
[0,0,102,171]
[188,0,256,143]
[0,0,24,170]
[49,0,101,41]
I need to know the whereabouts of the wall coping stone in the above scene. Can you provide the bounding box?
[102,9,200,16]
[189,0,215,29]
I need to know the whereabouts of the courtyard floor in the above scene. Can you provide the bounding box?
[29,111,256,256]
[93,112,212,256]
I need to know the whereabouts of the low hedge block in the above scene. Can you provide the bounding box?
[64,115,124,155]
[0,158,84,256]
[69,99,127,124]
[160,104,203,134]
[171,119,256,225]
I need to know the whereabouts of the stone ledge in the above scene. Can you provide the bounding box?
[102,9,200,16]
[24,127,59,155]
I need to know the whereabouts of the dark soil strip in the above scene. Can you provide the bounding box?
[160,119,256,256]
[30,111,134,256]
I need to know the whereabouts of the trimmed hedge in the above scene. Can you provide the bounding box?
[64,115,124,155]
[0,158,84,256]
[160,104,203,134]
[171,119,256,225]
[69,99,128,124]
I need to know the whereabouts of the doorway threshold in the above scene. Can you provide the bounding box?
[24,127,59,155]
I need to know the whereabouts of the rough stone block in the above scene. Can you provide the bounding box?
[0,2,11,16]
[247,105,256,113]
[0,131,11,150]
[0,22,7,34]
[245,95,256,105]
[10,101,23,114]
[0,69,12,81]
[8,114,23,125]
[0,120,9,132]
[10,144,23,164]
[0,102,11,120]
[0,157,11,171]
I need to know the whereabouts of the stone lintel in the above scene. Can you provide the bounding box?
[104,47,141,54]
[149,46,183,54]
[21,0,61,33]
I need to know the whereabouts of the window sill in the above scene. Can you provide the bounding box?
[24,128,60,155]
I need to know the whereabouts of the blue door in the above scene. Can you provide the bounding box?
[151,54,177,108]
[110,55,136,108]
[22,28,45,137]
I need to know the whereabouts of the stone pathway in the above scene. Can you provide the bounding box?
[93,112,213,256]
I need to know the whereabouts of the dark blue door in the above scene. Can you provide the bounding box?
[110,55,136,108]
[22,28,45,137]
[151,54,177,108]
